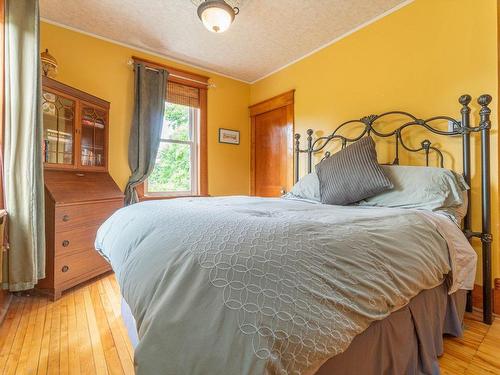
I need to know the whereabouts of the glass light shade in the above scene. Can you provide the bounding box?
[197,1,235,33]
[40,49,58,77]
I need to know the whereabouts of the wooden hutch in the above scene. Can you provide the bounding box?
[37,77,124,300]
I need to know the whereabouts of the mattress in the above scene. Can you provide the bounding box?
[121,284,466,374]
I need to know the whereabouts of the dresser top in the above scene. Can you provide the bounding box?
[44,170,124,205]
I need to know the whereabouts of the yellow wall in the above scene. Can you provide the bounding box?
[251,0,500,282]
[42,0,500,282]
[40,22,251,196]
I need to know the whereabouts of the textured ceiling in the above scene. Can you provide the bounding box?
[40,0,408,83]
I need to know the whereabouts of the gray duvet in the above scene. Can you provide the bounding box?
[95,196,465,375]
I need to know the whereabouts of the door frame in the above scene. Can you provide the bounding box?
[248,90,295,196]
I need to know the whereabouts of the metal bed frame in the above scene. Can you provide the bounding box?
[294,94,493,324]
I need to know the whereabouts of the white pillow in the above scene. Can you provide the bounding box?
[358,165,469,224]
[283,173,321,202]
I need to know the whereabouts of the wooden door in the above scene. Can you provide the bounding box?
[250,90,294,197]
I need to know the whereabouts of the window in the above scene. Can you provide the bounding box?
[145,80,206,197]
[146,102,199,195]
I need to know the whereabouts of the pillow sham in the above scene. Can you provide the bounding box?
[358,165,469,224]
[315,137,393,205]
[282,172,321,202]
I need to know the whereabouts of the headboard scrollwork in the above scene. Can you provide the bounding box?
[294,94,493,324]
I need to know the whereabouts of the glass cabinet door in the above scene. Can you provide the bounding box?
[42,90,75,165]
[80,106,106,167]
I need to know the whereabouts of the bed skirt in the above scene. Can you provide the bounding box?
[121,282,465,375]
[317,283,466,375]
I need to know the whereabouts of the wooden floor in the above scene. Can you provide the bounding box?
[0,274,498,375]
[0,275,134,375]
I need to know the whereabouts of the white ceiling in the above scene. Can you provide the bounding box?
[40,0,409,83]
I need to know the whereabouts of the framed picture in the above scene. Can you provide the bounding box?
[219,128,240,145]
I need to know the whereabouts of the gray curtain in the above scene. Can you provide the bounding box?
[2,0,45,291]
[125,63,168,205]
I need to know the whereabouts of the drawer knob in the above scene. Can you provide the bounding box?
[62,240,70,247]
[61,265,69,273]
[62,215,70,222]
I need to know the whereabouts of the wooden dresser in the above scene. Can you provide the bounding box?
[37,78,124,300]
[39,171,123,300]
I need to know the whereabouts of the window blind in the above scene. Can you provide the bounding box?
[167,81,200,108]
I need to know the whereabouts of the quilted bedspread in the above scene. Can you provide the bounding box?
[95,196,475,375]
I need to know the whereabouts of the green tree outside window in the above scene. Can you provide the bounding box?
[148,103,195,193]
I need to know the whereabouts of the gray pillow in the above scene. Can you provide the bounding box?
[358,165,469,224]
[283,172,320,202]
[316,137,393,205]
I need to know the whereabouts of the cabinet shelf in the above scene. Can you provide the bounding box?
[81,120,105,129]
[43,114,75,122]
[46,151,73,155]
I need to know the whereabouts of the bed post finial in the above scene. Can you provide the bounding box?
[306,129,313,174]
[478,93,492,105]
[294,133,301,183]
[459,94,471,107]
[306,128,314,146]
[478,94,493,117]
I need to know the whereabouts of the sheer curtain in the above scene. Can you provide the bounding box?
[2,0,45,291]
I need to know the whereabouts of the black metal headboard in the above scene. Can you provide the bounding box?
[294,94,493,324]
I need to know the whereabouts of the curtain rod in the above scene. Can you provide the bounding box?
[126,59,215,88]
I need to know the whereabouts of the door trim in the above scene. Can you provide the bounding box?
[249,90,295,196]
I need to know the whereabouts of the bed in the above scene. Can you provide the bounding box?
[95,94,493,375]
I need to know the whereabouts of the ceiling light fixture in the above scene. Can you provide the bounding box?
[197,0,239,33]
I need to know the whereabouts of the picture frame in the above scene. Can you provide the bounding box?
[218,128,240,145]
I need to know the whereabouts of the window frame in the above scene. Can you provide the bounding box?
[134,57,208,201]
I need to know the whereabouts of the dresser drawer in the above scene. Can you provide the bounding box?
[55,225,99,257]
[55,200,122,231]
[55,249,111,287]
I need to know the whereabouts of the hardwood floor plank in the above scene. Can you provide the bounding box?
[47,296,61,374]
[101,277,134,360]
[0,298,23,369]
[65,291,81,375]
[101,277,121,319]
[75,287,96,375]
[466,361,500,375]
[108,277,121,301]
[466,328,500,374]
[83,287,109,375]
[90,281,124,375]
[59,296,70,375]
[15,297,41,374]
[0,274,498,375]
[439,352,468,375]
[4,297,32,375]
[37,296,54,375]
[96,280,135,375]
[25,297,48,375]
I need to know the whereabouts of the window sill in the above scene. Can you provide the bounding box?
[139,194,209,202]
